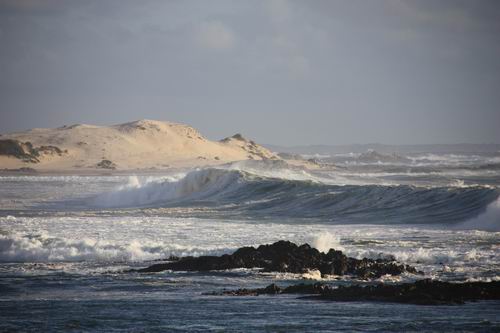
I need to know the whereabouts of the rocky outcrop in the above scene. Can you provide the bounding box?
[137,240,420,279]
[213,279,500,305]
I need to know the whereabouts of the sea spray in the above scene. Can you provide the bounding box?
[310,231,344,252]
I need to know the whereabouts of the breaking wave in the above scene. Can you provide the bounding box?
[457,196,500,231]
[91,168,499,225]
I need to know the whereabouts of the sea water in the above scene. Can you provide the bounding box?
[1,153,499,332]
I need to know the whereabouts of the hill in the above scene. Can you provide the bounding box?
[0,119,278,171]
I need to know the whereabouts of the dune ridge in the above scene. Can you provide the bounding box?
[0,119,278,171]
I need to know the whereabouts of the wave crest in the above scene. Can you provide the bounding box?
[93,168,246,208]
[88,168,499,225]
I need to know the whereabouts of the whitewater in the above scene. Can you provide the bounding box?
[1,153,499,332]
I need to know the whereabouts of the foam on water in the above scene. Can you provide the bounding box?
[1,215,498,282]
[1,154,499,331]
[0,157,498,278]
[0,230,236,263]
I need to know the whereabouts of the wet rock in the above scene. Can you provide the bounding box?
[213,283,325,296]
[137,240,420,279]
[311,279,500,305]
[214,279,500,305]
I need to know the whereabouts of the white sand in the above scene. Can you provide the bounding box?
[0,119,279,172]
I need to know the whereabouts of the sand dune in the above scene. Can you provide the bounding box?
[0,119,278,171]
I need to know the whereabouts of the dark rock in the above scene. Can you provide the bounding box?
[214,279,500,305]
[312,279,500,305]
[263,283,281,294]
[136,240,419,279]
[213,283,326,296]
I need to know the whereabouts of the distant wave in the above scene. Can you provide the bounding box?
[90,168,499,225]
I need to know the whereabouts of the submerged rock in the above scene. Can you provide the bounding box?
[136,240,420,279]
[214,279,500,305]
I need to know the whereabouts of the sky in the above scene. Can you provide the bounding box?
[0,0,499,145]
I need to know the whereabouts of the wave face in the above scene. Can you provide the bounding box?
[93,168,499,225]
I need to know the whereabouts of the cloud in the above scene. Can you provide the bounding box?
[287,55,310,77]
[266,0,292,25]
[195,21,235,50]
[0,0,65,14]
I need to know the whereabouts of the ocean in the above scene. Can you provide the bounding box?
[1,152,499,332]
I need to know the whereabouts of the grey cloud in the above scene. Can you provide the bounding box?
[0,0,499,145]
